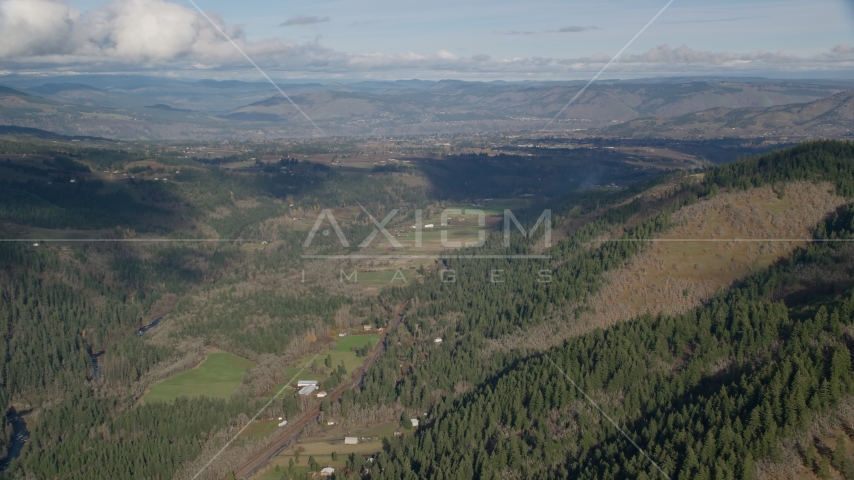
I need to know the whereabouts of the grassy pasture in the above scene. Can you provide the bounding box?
[334,334,381,352]
[143,351,256,403]
[236,419,280,444]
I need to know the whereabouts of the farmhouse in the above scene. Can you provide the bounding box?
[344,437,359,445]
[410,418,419,427]
[320,467,335,477]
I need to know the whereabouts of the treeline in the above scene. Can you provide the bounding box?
[419,150,662,199]
[705,139,854,196]
[173,288,350,354]
[17,388,257,479]
[0,179,169,232]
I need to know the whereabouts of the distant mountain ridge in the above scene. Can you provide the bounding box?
[29,83,102,95]
[0,78,853,139]
[0,85,29,97]
[605,89,854,139]
[222,80,850,127]
[0,125,107,141]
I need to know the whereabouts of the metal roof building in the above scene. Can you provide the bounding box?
[298,384,318,396]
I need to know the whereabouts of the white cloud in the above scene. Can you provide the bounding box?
[0,0,318,67]
[832,44,853,55]
[279,16,330,27]
[0,1,851,78]
[0,0,79,58]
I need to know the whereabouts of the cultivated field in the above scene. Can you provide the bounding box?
[143,351,256,403]
[334,334,381,352]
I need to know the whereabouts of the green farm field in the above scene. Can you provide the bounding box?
[334,333,381,352]
[143,351,256,403]
[237,419,280,444]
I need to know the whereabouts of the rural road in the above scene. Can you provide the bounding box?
[232,300,410,479]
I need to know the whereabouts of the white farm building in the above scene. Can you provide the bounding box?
[299,385,318,396]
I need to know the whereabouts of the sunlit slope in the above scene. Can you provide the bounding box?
[492,140,854,352]
[590,181,847,324]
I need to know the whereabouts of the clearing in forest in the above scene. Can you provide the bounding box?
[143,351,256,403]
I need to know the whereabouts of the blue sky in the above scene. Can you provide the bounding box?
[4,0,854,79]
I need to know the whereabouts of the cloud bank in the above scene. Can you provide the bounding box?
[0,0,851,78]
[0,0,330,68]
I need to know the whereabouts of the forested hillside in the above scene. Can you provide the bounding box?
[2,136,853,479]
[349,140,854,479]
[374,238,854,478]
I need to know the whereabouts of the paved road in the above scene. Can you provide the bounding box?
[233,300,409,479]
